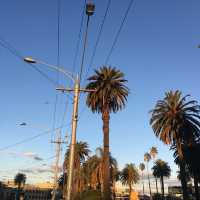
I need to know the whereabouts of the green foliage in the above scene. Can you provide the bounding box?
[139,163,145,171]
[152,159,171,178]
[150,146,158,159]
[14,173,26,189]
[144,152,151,162]
[152,193,162,200]
[150,90,200,157]
[120,163,139,186]
[153,194,182,200]
[65,141,90,166]
[74,190,102,200]
[86,66,129,113]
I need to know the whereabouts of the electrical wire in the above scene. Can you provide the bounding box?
[105,0,135,65]
[0,36,58,86]
[79,15,90,82]
[59,0,87,141]
[0,124,71,152]
[71,0,86,76]
[84,0,112,81]
[52,0,62,142]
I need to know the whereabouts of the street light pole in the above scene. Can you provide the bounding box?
[24,3,95,200]
[51,130,62,200]
[66,76,80,200]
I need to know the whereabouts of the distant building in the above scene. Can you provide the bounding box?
[0,181,53,200]
[23,188,52,200]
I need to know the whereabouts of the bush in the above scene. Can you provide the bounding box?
[165,195,182,200]
[152,193,162,200]
[152,194,182,200]
[74,190,102,200]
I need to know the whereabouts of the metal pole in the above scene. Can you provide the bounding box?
[66,76,80,200]
[52,131,62,200]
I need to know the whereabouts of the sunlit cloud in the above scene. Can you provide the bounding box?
[0,151,43,161]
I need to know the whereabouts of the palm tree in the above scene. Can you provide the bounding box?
[110,155,119,199]
[64,141,90,195]
[150,147,158,159]
[150,90,200,200]
[86,66,129,200]
[144,152,152,197]
[152,159,171,198]
[150,146,158,193]
[177,169,191,185]
[183,143,200,200]
[0,181,5,199]
[139,163,145,196]
[14,173,26,200]
[120,163,139,199]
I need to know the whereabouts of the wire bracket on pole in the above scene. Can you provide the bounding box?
[56,87,97,93]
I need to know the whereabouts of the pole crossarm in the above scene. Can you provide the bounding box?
[56,87,97,93]
[51,140,66,144]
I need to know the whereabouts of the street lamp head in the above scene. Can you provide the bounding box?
[19,122,27,126]
[24,57,37,64]
[86,2,95,16]
[198,44,200,48]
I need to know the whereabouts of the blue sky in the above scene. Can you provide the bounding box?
[0,0,200,184]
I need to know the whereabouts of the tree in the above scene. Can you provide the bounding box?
[144,152,152,197]
[64,141,90,195]
[120,163,139,199]
[86,66,129,200]
[183,143,200,200]
[139,163,145,196]
[14,173,26,200]
[0,181,5,199]
[152,159,171,198]
[150,90,200,200]
[150,146,158,193]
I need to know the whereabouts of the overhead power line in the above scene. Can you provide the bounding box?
[58,0,86,141]
[0,124,71,152]
[71,0,87,76]
[52,0,62,140]
[84,0,112,81]
[0,36,58,86]
[105,0,135,65]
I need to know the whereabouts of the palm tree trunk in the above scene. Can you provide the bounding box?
[152,157,158,194]
[17,184,21,200]
[179,162,189,200]
[146,163,152,197]
[194,176,199,200]
[155,178,158,194]
[129,183,132,200]
[102,108,111,200]
[160,176,164,198]
[142,172,145,196]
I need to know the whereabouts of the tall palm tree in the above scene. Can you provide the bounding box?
[14,173,26,200]
[150,146,158,193]
[86,66,129,200]
[139,163,145,196]
[64,141,90,195]
[144,152,152,197]
[183,143,200,200]
[152,159,171,198]
[150,90,200,200]
[150,147,158,159]
[120,163,139,199]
